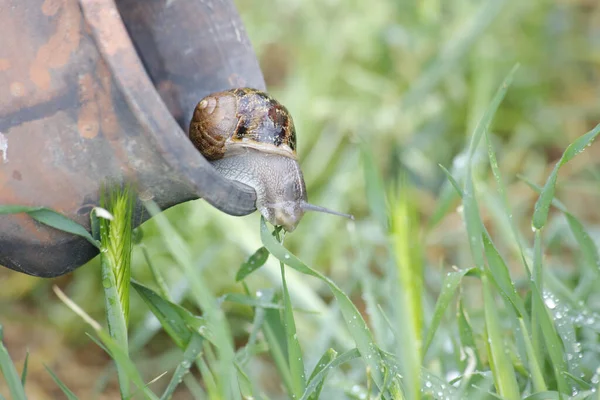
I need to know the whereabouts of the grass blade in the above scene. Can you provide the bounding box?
[236,247,270,281]
[301,349,361,400]
[518,318,547,392]
[0,325,27,400]
[485,129,530,275]
[44,365,79,400]
[482,275,520,399]
[160,334,204,400]
[532,123,600,229]
[220,293,284,310]
[263,304,295,395]
[144,201,239,400]
[141,244,173,301]
[482,233,528,319]
[521,176,600,278]
[306,348,337,400]
[52,285,161,400]
[280,258,306,397]
[457,297,482,370]
[389,176,423,400]
[260,216,385,389]
[423,268,474,356]
[19,351,28,388]
[132,280,203,349]
[0,205,99,248]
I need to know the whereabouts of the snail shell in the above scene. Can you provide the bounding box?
[189,88,352,232]
[189,88,297,161]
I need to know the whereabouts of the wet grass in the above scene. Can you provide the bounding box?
[3,0,600,399]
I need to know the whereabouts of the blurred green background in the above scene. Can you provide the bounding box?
[2,0,600,398]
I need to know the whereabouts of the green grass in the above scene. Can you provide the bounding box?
[3,0,600,399]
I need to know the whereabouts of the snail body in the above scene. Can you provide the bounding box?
[189,88,351,232]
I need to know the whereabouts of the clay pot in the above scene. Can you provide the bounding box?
[0,0,265,277]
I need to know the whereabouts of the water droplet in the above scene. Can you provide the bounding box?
[545,297,557,310]
[284,254,290,259]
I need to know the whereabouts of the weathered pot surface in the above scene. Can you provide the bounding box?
[0,0,266,277]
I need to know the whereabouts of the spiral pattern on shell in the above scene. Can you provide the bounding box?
[189,88,297,161]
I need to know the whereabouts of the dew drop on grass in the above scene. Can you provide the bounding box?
[555,311,563,319]
[102,278,111,288]
[544,296,557,310]
[284,253,290,259]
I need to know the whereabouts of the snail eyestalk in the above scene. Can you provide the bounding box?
[300,202,354,221]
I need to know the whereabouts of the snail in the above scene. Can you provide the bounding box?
[189,87,353,232]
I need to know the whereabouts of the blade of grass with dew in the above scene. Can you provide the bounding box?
[235,361,257,399]
[262,302,295,395]
[443,163,530,321]
[521,176,600,280]
[260,216,385,390]
[532,123,600,230]
[457,297,482,370]
[300,348,361,400]
[448,140,546,388]
[388,176,423,400]
[44,365,79,400]
[19,351,28,387]
[237,288,275,365]
[305,348,337,400]
[482,233,528,319]
[564,372,593,391]
[132,280,203,348]
[530,244,569,395]
[517,318,547,392]
[278,246,307,398]
[538,283,584,385]
[144,200,239,400]
[379,350,459,399]
[160,333,204,400]
[220,293,284,310]
[482,274,520,399]
[423,268,474,356]
[236,246,270,281]
[531,229,569,395]
[0,325,27,400]
[463,65,520,269]
[52,286,161,400]
[0,205,99,248]
[485,130,530,276]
